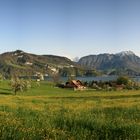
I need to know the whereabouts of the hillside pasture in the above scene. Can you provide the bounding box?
[0,81,140,139]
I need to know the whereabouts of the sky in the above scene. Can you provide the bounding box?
[0,0,140,59]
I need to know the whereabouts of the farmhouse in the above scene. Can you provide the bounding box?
[115,84,125,90]
[65,80,86,90]
[34,72,44,81]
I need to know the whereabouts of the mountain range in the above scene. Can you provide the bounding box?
[0,50,98,78]
[78,51,140,76]
[0,50,140,78]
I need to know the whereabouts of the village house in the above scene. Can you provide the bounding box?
[34,72,44,81]
[65,80,86,90]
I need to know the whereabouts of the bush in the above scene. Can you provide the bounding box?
[116,76,129,85]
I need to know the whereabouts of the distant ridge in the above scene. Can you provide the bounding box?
[0,50,99,78]
[0,50,76,78]
[0,50,140,77]
[78,51,140,76]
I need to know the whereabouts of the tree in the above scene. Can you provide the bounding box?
[0,73,3,81]
[11,76,31,95]
[51,72,60,84]
[116,76,129,85]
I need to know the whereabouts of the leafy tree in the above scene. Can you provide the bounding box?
[116,76,129,85]
[11,76,31,95]
[51,72,60,84]
[0,73,3,81]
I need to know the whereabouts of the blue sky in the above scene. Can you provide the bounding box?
[0,0,140,58]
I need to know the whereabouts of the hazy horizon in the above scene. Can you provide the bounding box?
[0,0,140,58]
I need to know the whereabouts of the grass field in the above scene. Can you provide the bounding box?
[0,81,140,140]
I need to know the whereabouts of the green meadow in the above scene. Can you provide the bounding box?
[0,81,140,140]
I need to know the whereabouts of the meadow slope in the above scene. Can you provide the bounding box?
[0,81,140,139]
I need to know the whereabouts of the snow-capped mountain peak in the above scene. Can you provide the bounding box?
[116,51,135,56]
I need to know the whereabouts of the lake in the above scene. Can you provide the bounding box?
[45,75,118,82]
[21,75,140,82]
[45,75,140,82]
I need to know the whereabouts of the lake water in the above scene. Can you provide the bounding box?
[21,75,140,82]
[45,75,140,82]
[45,75,118,82]
[133,76,140,82]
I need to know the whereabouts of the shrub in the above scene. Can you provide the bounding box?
[116,76,129,85]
